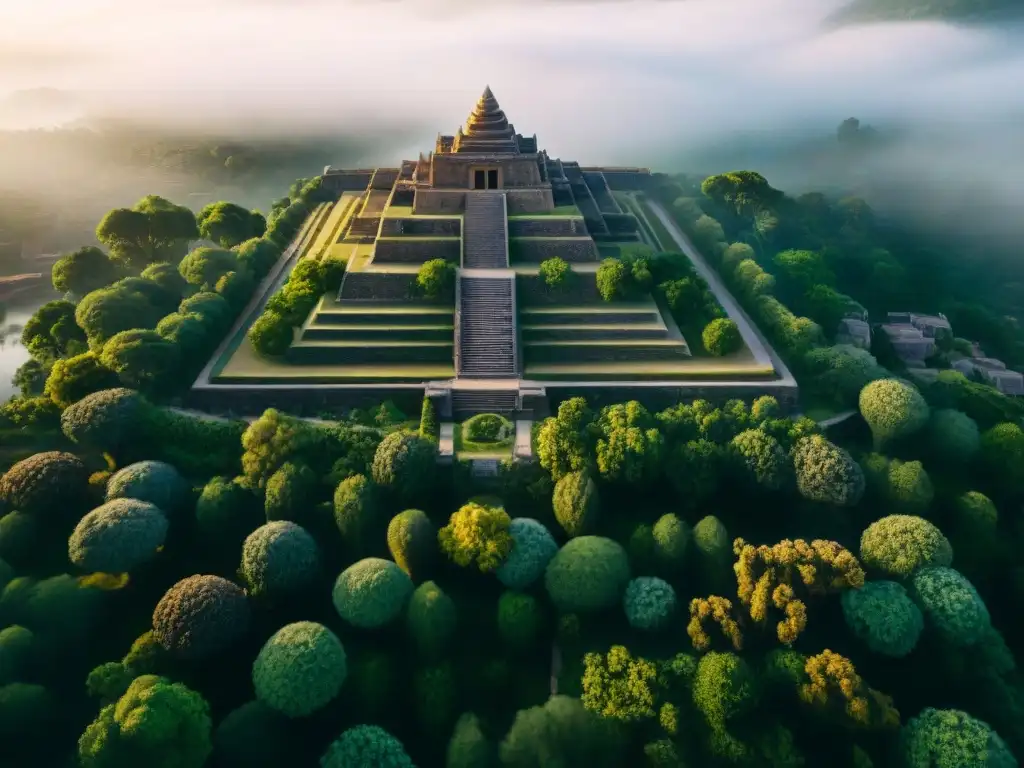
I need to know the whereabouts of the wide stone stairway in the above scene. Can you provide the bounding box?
[463,192,508,268]
[457,275,517,378]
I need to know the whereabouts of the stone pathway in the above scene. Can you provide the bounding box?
[514,420,533,461]
[438,422,455,462]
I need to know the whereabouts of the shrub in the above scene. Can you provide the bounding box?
[702,317,742,356]
[539,257,571,288]
[179,246,239,290]
[68,498,168,573]
[60,387,145,452]
[495,518,558,590]
[596,258,629,301]
[552,471,600,537]
[235,237,282,279]
[860,515,953,579]
[463,413,512,443]
[651,513,689,573]
[497,591,543,651]
[885,459,934,515]
[100,329,181,392]
[252,621,346,717]
[447,712,493,768]
[333,474,381,551]
[910,566,991,647]
[0,625,35,685]
[241,521,320,597]
[194,476,261,546]
[419,397,439,441]
[623,577,677,630]
[387,508,435,579]
[152,575,251,659]
[730,428,788,490]
[841,580,924,658]
[78,675,212,768]
[792,435,865,507]
[692,652,757,727]
[264,461,318,524]
[438,502,513,573]
[212,701,290,768]
[249,312,293,357]
[900,708,1015,768]
[416,258,455,300]
[180,291,232,327]
[332,557,413,629]
[320,725,414,768]
[545,536,631,613]
[979,422,1024,499]
[106,460,188,512]
[156,312,209,357]
[0,450,88,516]
[927,408,981,463]
[859,378,930,449]
[406,580,456,659]
[948,491,999,580]
[371,431,437,504]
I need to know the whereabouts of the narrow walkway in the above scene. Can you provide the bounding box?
[645,199,797,388]
[438,423,455,462]
[514,420,533,460]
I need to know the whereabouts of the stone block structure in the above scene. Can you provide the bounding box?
[194,87,799,417]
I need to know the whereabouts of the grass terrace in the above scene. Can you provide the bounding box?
[382,205,464,220]
[616,192,665,250]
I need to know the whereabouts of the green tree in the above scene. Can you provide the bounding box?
[249,312,293,357]
[594,401,664,484]
[75,285,164,348]
[536,397,596,480]
[438,502,513,573]
[581,645,659,722]
[178,247,240,292]
[979,422,1024,499]
[702,318,742,356]
[51,246,120,296]
[859,379,930,450]
[78,675,212,768]
[371,431,437,505]
[416,259,456,301]
[96,195,198,269]
[773,249,834,291]
[539,257,572,288]
[596,258,629,301]
[234,237,281,280]
[197,201,266,248]
[21,299,87,359]
[44,352,118,408]
[552,471,600,537]
[99,329,180,393]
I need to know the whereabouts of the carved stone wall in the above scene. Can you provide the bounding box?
[506,189,554,214]
[415,189,466,214]
[373,238,460,264]
[379,218,461,237]
[430,156,542,188]
[322,171,372,192]
[508,218,586,237]
[516,274,602,305]
[510,238,598,263]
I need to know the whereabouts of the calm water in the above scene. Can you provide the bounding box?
[0,290,58,401]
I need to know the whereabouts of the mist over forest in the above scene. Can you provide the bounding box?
[1,0,1022,270]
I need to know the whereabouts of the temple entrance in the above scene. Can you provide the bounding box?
[471,168,500,190]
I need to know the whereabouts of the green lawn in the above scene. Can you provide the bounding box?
[507,205,582,219]
[454,424,514,458]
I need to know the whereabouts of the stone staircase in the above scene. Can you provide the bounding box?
[457,275,516,378]
[463,192,508,268]
[451,389,518,416]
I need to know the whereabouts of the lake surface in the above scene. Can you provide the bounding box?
[0,290,58,401]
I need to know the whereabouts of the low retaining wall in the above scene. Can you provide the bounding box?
[187,386,424,417]
[373,238,460,264]
[506,189,555,214]
[379,218,461,237]
[508,219,587,238]
[510,238,598,263]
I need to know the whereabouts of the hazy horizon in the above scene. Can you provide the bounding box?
[2,0,1023,244]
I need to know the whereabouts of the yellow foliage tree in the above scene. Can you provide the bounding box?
[799,649,900,729]
[733,537,864,644]
[687,596,744,652]
[438,502,513,573]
